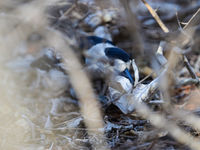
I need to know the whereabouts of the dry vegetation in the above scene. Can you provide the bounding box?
[0,0,200,150]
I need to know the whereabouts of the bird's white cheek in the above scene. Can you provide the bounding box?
[85,43,114,65]
[114,59,127,72]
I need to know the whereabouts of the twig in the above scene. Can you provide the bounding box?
[141,0,169,33]
[48,142,54,150]
[149,100,164,104]
[59,2,77,20]
[136,3,200,150]
[137,72,152,85]
[176,8,200,48]
[183,8,200,30]
[119,0,144,60]
[176,12,183,29]
[183,55,199,80]
[132,99,200,150]
[144,2,200,86]
[47,30,108,149]
[181,9,200,86]
[146,140,157,150]
[171,108,200,133]
[177,78,200,87]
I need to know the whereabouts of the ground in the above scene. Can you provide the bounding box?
[0,0,200,150]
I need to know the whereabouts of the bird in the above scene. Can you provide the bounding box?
[82,36,134,84]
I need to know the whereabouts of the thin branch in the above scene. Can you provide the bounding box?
[177,78,200,87]
[183,8,200,30]
[46,30,108,149]
[149,100,164,104]
[141,0,169,33]
[137,72,153,85]
[171,108,200,133]
[183,55,199,81]
[59,2,77,20]
[119,0,144,60]
[132,99,200,150]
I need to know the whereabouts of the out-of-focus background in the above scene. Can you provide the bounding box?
[0,0,200,149]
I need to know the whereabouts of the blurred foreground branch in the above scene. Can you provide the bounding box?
[133,100,200,150]
[47,30,108,149]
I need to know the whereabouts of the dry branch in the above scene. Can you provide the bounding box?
[47,31,108,149]
[141,0,169,33]
[183,8,200,30]
[133,100,200,150]
[183,55,199,80]
[140,2,200,150]
[119,0,144,60]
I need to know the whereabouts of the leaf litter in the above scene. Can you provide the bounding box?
[0,0,200,150]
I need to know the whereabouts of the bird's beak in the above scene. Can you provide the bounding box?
[121,68,134,84]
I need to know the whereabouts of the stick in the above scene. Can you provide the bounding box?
[141,0,169,33]
[47,30,108,149]
[183,8,200,30]
[59,3,77,20]
[183,55,199,81]
[133,100,200,150]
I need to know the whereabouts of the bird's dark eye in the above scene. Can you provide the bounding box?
[104,47,130,62]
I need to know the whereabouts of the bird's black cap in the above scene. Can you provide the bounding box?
[105,47,131,62]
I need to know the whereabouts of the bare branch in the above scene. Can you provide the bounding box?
[183,55,199,81]
[133,99,200,150]
[141,0,169,33]
[47,30,108,149]
[183,8,200,30]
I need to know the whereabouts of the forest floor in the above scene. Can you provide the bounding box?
[0,0,200,150]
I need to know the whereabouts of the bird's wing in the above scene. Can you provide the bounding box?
[104,47,130,62]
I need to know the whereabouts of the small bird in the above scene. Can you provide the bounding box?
[83,36,134,84]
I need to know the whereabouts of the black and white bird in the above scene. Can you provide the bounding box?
[82,36,134,84]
